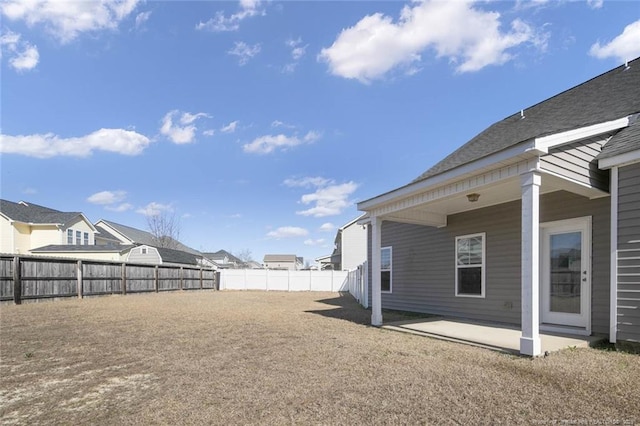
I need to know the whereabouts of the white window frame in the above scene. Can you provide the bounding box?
[455,233,486,298]
[141,247,147,255]
[67,229,73,245]
[75,230,82,245]
[381,246,392,293]
[83,232,89,245]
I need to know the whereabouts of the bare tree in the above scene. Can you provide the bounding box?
[147,212,181,249]
[235,249,254,267]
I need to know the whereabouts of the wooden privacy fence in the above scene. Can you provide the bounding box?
[0,255,218,304]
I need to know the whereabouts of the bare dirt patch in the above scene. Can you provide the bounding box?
[1,291,638,425]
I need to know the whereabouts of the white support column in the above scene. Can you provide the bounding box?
[520,172,542,356]
[371,216,383,326]
[609,166,619,344]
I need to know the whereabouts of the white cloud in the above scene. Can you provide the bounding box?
[136,202,173,217]
[287,177,359,218]
[228,41,261,65]
[22,187,38,195]
[135,11,151,29]
[283,37,307,73]
[243,131,320,154]
[1,30,39,71]
[318,1,546,83]
[284,177,332,188]
[160,110,210,144]
[0,0,141,43]
[221,120,239,133]
[319,223,336,232]
[266,226,309,239]
[271,120,295,129]
[586,0,603,10]
[196,0,264,32]
[203,129,215,137]
[0,128,151,158]
[297,181,359,218]
[589,20,640,64]
[106,203,133,212]
[304,238,325,246]
[87,190,127,205]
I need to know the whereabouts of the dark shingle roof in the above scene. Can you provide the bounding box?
[156,247,200,266]
[414,58,640,182]
[98,219,201,256]
[598,118,640,160]
[0,199,82,225]
[94,225,122,243]
[203,249,242,264]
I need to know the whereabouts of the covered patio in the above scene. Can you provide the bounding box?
[383,317,604,355]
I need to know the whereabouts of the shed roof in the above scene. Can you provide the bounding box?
[263,254,298,262]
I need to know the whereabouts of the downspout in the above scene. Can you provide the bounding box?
[609,166,619,344]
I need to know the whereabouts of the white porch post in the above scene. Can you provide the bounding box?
[520,171,542,356]
[371,216,383,326]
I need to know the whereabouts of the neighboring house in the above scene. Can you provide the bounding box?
[357,58,640,356]
[245,260,264,269]
[315,253,335,271]
[263,254,303,271]
[202,250,244,269]
[95,220,213,268]
[316,214,367,271]
[0,200,97,255]
[94,219,201,256]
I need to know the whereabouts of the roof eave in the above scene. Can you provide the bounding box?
[358,139,542,212]
[599,148,640,169]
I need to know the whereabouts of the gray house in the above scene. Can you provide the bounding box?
[358,58,640,356]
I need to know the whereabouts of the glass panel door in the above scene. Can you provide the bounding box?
[541,218,590,330]
[549,232,582,314]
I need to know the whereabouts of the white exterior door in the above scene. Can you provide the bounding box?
[540,217,591,330]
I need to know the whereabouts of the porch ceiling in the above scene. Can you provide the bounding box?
[378,170,608,227]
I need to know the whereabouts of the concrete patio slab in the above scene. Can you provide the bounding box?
[383,317,603,355]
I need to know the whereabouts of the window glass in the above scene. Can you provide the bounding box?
[455,234,484,297]
[75,230,82,245]
[67,229,73,244]
[381,247,392,292]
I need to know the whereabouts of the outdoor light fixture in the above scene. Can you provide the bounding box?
[466,193,480,202]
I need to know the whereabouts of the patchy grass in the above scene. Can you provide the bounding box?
[1,291,638,425]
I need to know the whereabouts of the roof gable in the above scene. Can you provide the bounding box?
[0,199,92,229]
[598,118,640,162]
[414,57,640,183]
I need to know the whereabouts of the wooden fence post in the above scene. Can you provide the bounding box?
[180,267,184,291]
[13,256,21,305]
[121,263,127,295]
[77,260,83,299]
[199,268,203,290]
[154,266,159,292]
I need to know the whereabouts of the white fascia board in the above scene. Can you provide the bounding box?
[340,213,367,231]
[535,117,630,151]
[358,140,542,211]
[599,149,640,170]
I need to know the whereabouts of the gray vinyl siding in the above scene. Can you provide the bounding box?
[369,190,610,334]
[540,135,610,192]
[617,163,640,343]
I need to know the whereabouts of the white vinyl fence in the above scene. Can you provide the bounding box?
[219,269,349,292]
[346,261,368,308]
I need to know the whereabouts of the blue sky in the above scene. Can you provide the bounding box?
[1,0,639,265]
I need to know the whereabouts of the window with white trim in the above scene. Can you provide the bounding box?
[67,229,73,244]
[75,230,82,245]
[83,232,89,245]
[381,246,392,293]
[141,247,147,254]
[455,233,485,297]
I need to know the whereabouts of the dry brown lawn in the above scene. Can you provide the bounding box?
[1,291,639,425]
